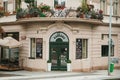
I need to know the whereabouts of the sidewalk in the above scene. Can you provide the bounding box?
[0,69,120,80]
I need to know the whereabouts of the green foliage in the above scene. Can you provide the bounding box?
[76,7,81,11]
[47,60,51,63]
[90,10,97,19]
[41,6,50,12]
[38,3,50,12]
[81,0,88,13]
[66,59,71,63]
[29,7,40,17]
[16,8,27,19]
[24,0,34,4]
[39,13,46,17]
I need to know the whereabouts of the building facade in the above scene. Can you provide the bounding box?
[0,0,120,71]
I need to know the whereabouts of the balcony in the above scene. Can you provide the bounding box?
[15,5,103,21]
[0,2,120,26]
[0,4,102,25]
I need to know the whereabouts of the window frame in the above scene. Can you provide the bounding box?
[76,38,88,59]
[15,0,21,11]
[54,0,66,7]
[101,45,114,57]
[3,1,8,12]
[113,0,119,16]
[100,0,106,14]
[30,38,43,59]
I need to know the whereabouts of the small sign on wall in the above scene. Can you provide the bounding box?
[21,36,26,40]
[111,58,119,64]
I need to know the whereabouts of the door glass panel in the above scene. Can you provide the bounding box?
[3,48,9,60]
[51,48,57,66]
[60,47,67,66]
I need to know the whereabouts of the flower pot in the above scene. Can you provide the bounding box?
[47,63,51,71]
[67,63,71,71]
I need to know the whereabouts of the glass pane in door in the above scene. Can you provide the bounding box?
[60,47,67,66]
[51,48,58,66]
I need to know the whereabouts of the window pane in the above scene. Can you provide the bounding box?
[102,45,108,56]
[3,1,8,12]
[113,0,118,15]
[54,0,65,7]
[3,48,9,59]
[101,45,114,57]
[31,38,36,58]
[15,0,21,11]
[111,45,114,56]
[82,39,87,58]
[100,0,106,14]
[36,38,43,58]
[76,39,88,59]
[30,38,43,59]
[76,39,82,59]
[4,32,19,41]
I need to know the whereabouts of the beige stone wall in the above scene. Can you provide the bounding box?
[91,25,120,70]
[1,21,120,71]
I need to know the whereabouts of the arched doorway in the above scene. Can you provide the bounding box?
[49,32,69,71]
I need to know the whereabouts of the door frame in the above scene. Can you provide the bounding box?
[49,32,69,71]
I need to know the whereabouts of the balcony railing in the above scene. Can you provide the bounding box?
[0,2,103,21]
[15,8,103,20]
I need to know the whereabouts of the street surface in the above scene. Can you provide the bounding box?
[0,70,120,80]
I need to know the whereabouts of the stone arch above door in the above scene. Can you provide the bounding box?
[49,31,69,42]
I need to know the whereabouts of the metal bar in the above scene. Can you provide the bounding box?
[108,0,113,76]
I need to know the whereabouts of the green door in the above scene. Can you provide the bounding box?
[49,32,69,71]
[50,43,68,71]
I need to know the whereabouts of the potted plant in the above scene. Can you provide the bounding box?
[16,8,26,19]
[55,5,65,10]
[97,10,103,20]
[29,7,40,17]
[40,5,50,12]
[66,59,71,71]
[47,60,51,71]
[0,6,4,17]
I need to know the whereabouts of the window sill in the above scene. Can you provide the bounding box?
[36,57,42,59]
[29,57,35,59]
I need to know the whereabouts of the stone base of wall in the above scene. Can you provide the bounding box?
[92,66,108,70]
[24,67,45,71]
[72,66,120,72]
[72,68,92,72]
[115,66,120,69]
[92,66,120,70]
[23,66,120,72]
